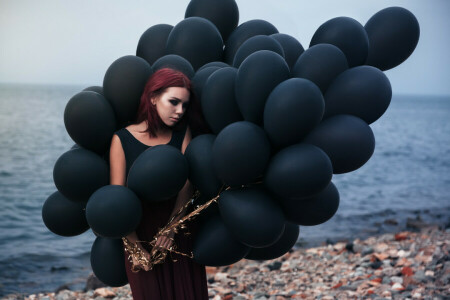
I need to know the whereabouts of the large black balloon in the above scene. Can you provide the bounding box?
[224,19,279,65]
[152,54,195,79]
[212,121,271,187]
[64,91,116,155]
[53,148,109,202]
[271,33,305,70]
[185,0,239,42]
[136,24,173,65]
[192,66,220,101]
[202,67,243,134]
[232,35,284,68]
[128,145,188,202]
[365,7,419,71]
[265,143,332,198]
[264,78,324,148]
[219,187,285,248]
[198,61,229,71]
[86,185,142,238]
[185,134,222,199]
[193,214,250,266]
[324,66,392,124]
[42,191,89,237]
[166,17,223,70]
[304,115,375,174]
[235,50,290,125]
[279,182,340,226]
[310,17,368,67]
[103,56,152,125]
[292,44,348,94]
[83,86,104,95]
[245,222,299,260]
[90,237,128,287]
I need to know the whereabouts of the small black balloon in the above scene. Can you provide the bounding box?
[232,35,284,68]
[42,191,89,237]
[304,115,375,174]
[90,237,128,287]
[82,86,104,95]
[152,54,195,79]
[136,24,173,65]
[310,17,368,67]
[192,66,221,101]
[270,33,305,70]
[198,61,229,71]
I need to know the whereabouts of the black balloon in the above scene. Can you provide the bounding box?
[265,143,332,198]
[279,182,340,226]
[83,86,104,95]
[103,56,153,125]
[193,214,250,266]
[90,237,128,287]
[232,35,284,68]
[292,44,348,94]
[310,17,368,67]
[304,115,375,174]
[212,121,271,187]
[192,66,221,101]
[271,33,305,70]
[64,91,116,155]
[152,54,195,79]
[166,17,223,70]
[86,185,142,238]
[136,24,173,65]
[185,0,239,42]
[128,145,188,202]
[198,61,229,71]
[53,148,109,202]
[202,67,243,134]
[42,191,89,237]
[224,19,279,65]
[235,50,290,125]
[365,7,420,71]
[219,187,285,248]
[324,66,392,124]
[245,222,299,260]
[264,78,324,148]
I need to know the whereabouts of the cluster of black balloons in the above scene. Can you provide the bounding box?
[42,0,419,287]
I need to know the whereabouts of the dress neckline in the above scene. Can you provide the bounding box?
[124,128,173,147]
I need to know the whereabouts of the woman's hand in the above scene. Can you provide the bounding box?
[153,231,175,254]
[131,243,151,272]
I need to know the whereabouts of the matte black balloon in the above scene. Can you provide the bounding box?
[233,35,284,68]
[270,33,305,70]
[136,24,173,65]
[198,61,229,71]
[310,17,368,67]
[219,187,285,247]
[235,50,290,125]
[90,237,128,287]
[83,86,104,95]
[185,134,222,199]
[192,66,221,101]
[42,191,89,237]
[53,148,109,202]
[279,182,340,226]
[264,78,324,148]
[245,222,299,260]
[292,44,348,94]
[103,56,153,125]
[265,143,332,198]
[152,54,195,79]
[128,145,188,202]
[365,7,420,71]
[324,66,392,124]
[185,0,239,42]
[166,17,223,70]
[304,115,375,174]
[212,121,271,186]
[64,91,117,155]
[202,67,243,134]
[193,214,250,266]
[86,185,142,238]
[224,19,279,65]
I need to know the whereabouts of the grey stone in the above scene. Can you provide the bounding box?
[362,247,374,256]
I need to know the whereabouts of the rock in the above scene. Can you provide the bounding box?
[369,261,382,269]
[362,247,374,256]
[93,288,116,298]
[214,272,229,282]
[267,261,282,271]
[85,273,107,291]
[54,285,71,294]
[384,219,398,225]
[391,282,405,291]
[390,276,403,284]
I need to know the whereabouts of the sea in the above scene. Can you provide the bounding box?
[0,83,449,296]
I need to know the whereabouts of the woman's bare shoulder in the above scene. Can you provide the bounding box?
[126,122,146,133]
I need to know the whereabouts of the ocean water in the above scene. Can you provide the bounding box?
[0,84,449,296]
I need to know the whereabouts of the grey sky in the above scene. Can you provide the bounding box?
[1,0,449,95]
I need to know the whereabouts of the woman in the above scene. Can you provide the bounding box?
[109,68,209,299]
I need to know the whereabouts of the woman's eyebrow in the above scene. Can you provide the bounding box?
[170,97,189,103]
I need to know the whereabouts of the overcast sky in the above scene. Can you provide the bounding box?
[1,0,449,95]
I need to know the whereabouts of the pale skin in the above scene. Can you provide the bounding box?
[109,87,193,271]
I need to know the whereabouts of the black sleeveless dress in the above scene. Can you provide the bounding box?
[114,127,208,300]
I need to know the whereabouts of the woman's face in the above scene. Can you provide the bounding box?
[152,87,190,127]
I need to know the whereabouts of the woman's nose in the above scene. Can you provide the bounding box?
[176,105,184,115]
